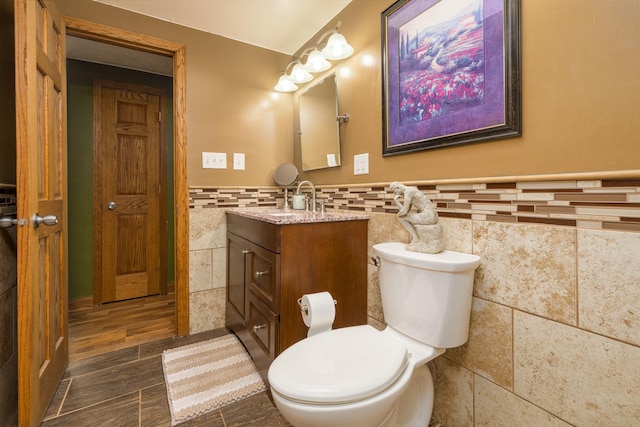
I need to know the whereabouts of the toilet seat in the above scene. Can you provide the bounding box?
[268,325,408,404]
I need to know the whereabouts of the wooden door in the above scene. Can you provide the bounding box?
[94,81,167,304]
[15,0,68,425]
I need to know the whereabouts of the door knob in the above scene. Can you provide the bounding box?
[32,213,58,228]
[107,201,117,210]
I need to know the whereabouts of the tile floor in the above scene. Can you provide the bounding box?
[41,327,445,426]
[41,328,291,426]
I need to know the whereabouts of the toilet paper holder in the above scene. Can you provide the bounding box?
[297,297,337,316]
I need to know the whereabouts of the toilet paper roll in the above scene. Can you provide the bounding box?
[300,292,336,337]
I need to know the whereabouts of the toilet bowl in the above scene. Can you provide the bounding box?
[268,242,480,427]
[269,325,444,427]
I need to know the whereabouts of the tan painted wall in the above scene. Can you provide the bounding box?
[298,0,640,185]
[57,0,294,187]
[57,0,639,187]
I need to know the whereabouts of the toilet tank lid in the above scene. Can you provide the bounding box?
[373,242,480,272]
[268,325,408,404]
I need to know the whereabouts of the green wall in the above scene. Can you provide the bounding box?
[67,59,174,299]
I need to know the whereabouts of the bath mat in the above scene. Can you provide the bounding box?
[162,334,266,425]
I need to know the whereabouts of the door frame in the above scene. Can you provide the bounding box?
[64,17,189,336]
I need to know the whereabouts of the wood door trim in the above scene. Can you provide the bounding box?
[64,17,189,336]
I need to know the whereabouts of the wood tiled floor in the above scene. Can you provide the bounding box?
[42,328,290,426]
[42,292,290,426]
[67,290,178,362]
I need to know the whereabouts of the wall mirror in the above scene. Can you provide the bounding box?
[298,73,342,171]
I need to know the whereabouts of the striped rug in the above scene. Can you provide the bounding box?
[162,334,266,425]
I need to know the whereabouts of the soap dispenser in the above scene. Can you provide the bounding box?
[292,192,306,210]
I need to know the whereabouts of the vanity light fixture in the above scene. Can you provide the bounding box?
[322,32,354,60]
[303,48,331,73]
[274,21,353,93]
[274,74,298,92]
[288,62,313,83]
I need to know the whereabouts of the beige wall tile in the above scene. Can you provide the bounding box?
[189,249,212,292]
[440,217,473,253]
[513,310,640,425]
[189,208,226,251]
[475,375,571,426]
[446,298,513,389]
[578,229,640,346]
[367,263,383,323]
[189,288,225,334]
[188,247,226,293]
[367,212,408,249]
[473,222,577,325]
[432,357,474,427]
[211,247,227,290]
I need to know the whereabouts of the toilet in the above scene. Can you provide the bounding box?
[268,242,481,427]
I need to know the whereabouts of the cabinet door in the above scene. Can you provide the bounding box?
[227,233,248,320]
[248,243,280,311]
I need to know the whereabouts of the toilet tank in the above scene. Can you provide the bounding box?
[372,242,480,348]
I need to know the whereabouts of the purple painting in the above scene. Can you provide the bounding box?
[382,0,521,155]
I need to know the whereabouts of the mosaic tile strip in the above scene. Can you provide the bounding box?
[190,178,640,232]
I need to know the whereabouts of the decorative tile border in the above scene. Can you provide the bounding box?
[190,177,640,232]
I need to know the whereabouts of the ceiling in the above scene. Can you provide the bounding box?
[93,0,352,55]
[67,0,352,76]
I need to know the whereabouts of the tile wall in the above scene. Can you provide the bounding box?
[189,176,640,426]
[0,186,18,426]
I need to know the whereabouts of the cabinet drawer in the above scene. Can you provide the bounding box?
[248,293,279,361]
[227,213,280,253]
[248,242,280,310]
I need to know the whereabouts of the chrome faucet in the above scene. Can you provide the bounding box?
[296,180,316,212]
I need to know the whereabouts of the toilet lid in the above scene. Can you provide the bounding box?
[268,325,408,404]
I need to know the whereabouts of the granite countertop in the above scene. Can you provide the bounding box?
[226,208,369,225]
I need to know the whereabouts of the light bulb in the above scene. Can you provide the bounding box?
[274,75,298,92]
[303,49,331,73]
[287,63,312,83]
[321,33,354,60]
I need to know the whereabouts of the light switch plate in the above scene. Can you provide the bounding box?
[354,153,369,175]
[233,153,245,170]
[202,152,227,169]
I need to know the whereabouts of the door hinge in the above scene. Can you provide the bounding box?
[158,111,162,122]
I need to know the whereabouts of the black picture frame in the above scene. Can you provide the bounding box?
[382,0,521,156]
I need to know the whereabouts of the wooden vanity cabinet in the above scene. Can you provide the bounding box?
[225,212,368,381]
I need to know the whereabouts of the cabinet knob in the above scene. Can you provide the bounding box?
[242,250,252,254]
[252,324,266,332]
[254,270,270,278]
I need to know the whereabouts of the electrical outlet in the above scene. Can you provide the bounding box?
[202,152,227,169]
[354,153,369,175]
[233,153,245,170]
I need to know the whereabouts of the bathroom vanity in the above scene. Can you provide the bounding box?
[225,209,368,382]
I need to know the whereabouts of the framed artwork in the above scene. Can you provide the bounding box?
[382,0,521,155]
